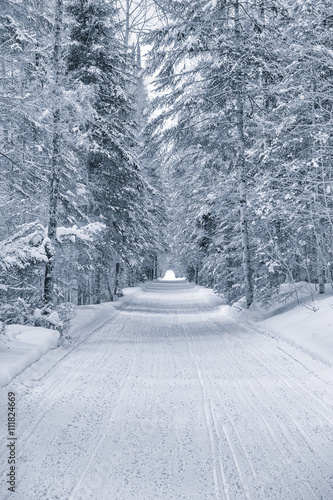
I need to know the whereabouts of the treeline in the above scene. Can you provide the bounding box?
[0,0,166,317]
[147,0,333,307]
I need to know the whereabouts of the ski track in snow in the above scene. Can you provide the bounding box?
[1,281,333,499]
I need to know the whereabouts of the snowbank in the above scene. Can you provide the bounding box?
[259,294,333,366]
[0,325,59,388]
[236,285,333,367]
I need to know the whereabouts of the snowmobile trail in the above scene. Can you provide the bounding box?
[1,280,333,499]
[177,313,229,500]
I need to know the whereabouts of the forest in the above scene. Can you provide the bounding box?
[1,0,332,326]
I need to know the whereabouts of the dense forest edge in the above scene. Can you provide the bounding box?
[1,0,333,330]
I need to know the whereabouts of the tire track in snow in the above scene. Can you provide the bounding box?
[15,319,131,445]
[200,315,333,499]
[240,378,319,499]
[214,370,316,500]
[179,313,260,500]
[2,291,141,392]
[3,281,333,499]
[177,309,287,499]
[177,308,230,500]
[190,368,265,499]
[68,304,146,500]
[232,326,333,424]
[208,315,333,431]
[232,375,321,498]
[0,313,135,491]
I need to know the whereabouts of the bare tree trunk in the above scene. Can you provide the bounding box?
[44,0,63,304]
[235,19,253,308]
[95,268,101,304]
[310,56,326,294]
[234,0,253,308]
[225,228,234,303]
[114,262,120,296]
[239,177,253,307]
[153,255,158,280]
[83,286,88,305]
[318,259,325,294]
[105,273,114,302]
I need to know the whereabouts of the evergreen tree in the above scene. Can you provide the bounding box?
[146,0,333,306]
[67,0,166,299]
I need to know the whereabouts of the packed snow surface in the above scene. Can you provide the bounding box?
[1,281,333,499]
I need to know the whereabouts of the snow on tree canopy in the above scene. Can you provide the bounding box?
[0,223,47,271]
[0,222,107,272]
[56,222,106,243]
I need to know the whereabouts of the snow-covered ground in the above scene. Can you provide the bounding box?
[0,287,142,390]
[0,325,59,388]
[259,294,333,367]
[238,283,333,370]
[1,281,333,499]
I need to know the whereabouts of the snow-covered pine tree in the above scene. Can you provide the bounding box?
[44,0,64,305]
[146,0,329,306]
[146,0,272,306]
[0,0,54,240]
[67,0,165,301]
[251,0,333,296]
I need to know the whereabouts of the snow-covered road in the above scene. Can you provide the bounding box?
[1,281,333,499]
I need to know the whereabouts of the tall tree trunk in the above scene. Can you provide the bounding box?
[318,256,325,294]
[310,50,326,294]
[95,267,101,304]
[225,227,234,303]
[153,255,158,280]
[44,0,63,304]
[114,262,120,296]
[234,0,253,308]
[83,285,88,305]
[239,177,253,307]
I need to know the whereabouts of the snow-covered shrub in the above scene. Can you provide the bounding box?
[33,304,75,334]
[0,298,36,326]
[55,303,75,335]
[0,297,75,337]
[33,307,61,329]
